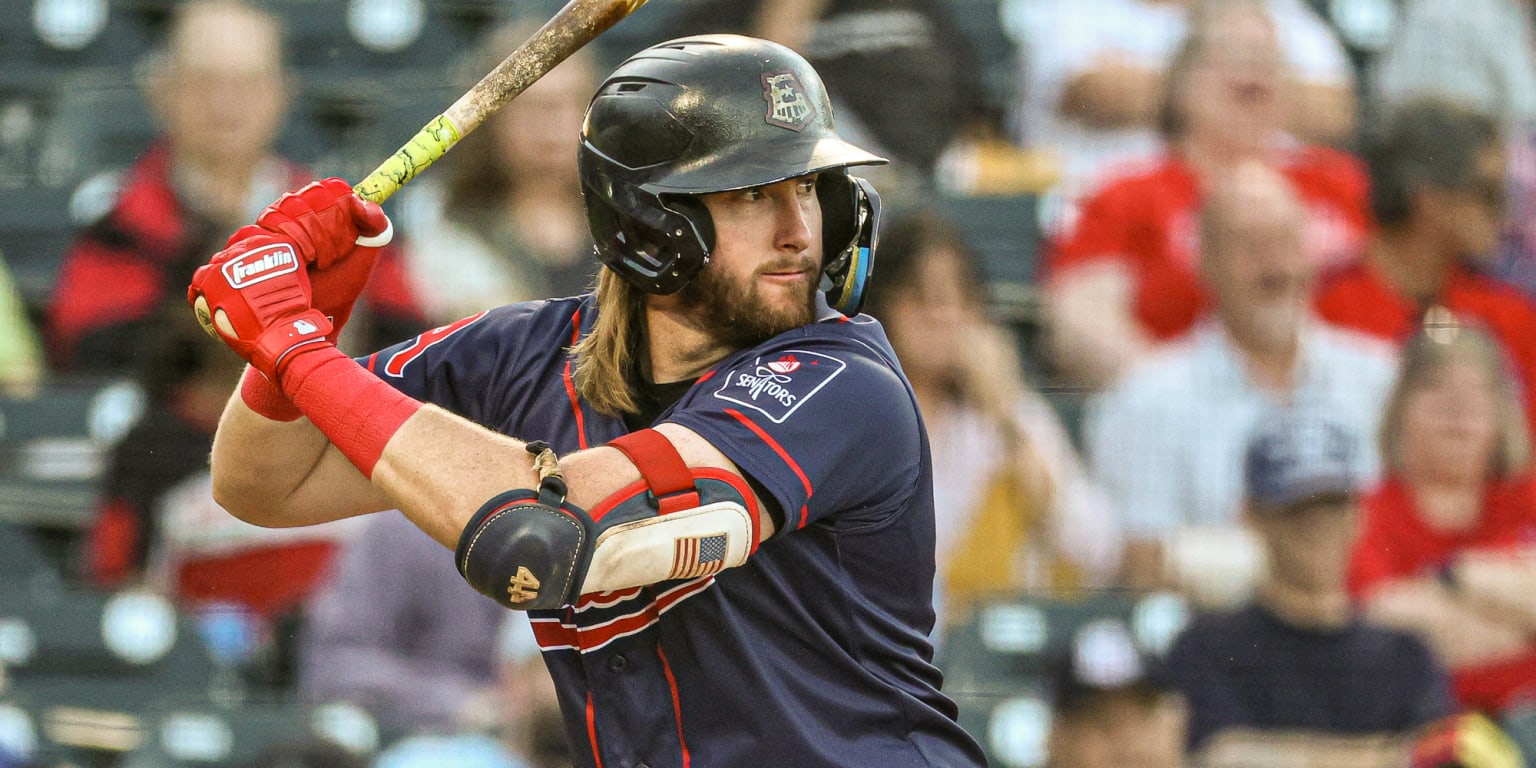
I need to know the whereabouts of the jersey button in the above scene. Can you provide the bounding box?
[609,654,628,672]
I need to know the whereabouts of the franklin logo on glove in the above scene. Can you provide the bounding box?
[221,244,299,288]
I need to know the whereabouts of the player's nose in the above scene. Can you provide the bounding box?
[772,192,814,254]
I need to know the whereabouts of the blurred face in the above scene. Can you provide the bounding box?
[492,57,591,183]
[155,5,287,170]
[1399,357,1501,485]
[1252,499,1359,592]
[682,175,823,347]
[1204,167,1311,353]
[1427,145,1508,262]
[881,245,976,388]
[1179,8,1283,150]
[1048,693,1186,768]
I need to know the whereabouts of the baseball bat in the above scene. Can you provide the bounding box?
[350,0,650,207]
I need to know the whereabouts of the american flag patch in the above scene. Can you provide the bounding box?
[670,533,729,579]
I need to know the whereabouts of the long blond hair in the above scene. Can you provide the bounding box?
[570,267,646,416]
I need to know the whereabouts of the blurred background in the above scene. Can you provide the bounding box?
[1,0,1536,766]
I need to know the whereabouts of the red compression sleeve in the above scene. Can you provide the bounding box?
[240,367,302,422]
[277,346,422,477]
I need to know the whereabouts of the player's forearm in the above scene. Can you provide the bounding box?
[370,405,540,548]
[209,390,342,525]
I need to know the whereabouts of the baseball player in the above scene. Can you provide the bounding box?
[189,35,988,768]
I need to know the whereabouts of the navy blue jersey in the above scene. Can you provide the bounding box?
[362,295,985,768]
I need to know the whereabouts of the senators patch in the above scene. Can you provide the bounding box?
[713,350,845,423]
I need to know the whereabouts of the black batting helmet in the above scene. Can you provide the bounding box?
[577,34,886,314]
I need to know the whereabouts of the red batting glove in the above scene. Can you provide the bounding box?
[252,178,392,339]
[188,230,334,381]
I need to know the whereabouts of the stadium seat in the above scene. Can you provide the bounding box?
[2,682,378,767]
[937,591,1191,768]
[936,0,1018,118]
[929,193,1042,317]
[0,183,79,314]
[0,0,152,80]
[269,0,492,74]
[0,377,144,533]
[0,522,59,590]
[33,69,157,187]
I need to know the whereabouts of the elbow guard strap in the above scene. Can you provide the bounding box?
[455,432,759,611]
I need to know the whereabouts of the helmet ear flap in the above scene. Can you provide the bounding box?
[819,173,880,315]
[583,172,716,295]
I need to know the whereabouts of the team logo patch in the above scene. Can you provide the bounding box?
[293,318,318,334]
[762,70,817,131]
[221,244,298,288]
[713,350,846,423]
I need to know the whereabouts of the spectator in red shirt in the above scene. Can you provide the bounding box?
[1315,98,1536,440]
[44,0,422,374]
[1043,0,1369,390]
[1349,325,1536,716]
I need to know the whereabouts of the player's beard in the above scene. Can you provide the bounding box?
[679,255,820,348]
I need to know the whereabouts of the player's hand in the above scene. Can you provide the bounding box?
[188,228,333,381]
[253,178,393,337]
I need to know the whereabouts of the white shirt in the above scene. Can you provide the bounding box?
[1007,0,1354,213]
[1373,0,1536,126]
[1083,319,1398,539]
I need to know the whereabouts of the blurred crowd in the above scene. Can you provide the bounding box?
[3,0,1536,766]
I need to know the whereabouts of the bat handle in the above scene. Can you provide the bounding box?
[352,114,465,204]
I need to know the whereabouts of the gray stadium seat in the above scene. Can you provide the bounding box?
[936,591,1191,768]
[0,377,144,533]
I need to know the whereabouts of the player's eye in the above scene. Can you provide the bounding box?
[795,177,817,196]
[739,187,766,202]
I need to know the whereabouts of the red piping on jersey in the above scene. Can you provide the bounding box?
[364,352,378,373]
[696,369,717,385]
[564,309,590,450]
[657,644,693,768]
[724,408,813,529]
[585,693,603,768]
[382,310,486,377]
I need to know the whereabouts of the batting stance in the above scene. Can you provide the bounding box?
[191,35,987,767]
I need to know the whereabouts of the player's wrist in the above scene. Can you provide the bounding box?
[239,366,303,422]
[277,344,423,478]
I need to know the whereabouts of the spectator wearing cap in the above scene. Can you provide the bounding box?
[1045,618,1186,768]
[1349,325,1536,718]
[1085,160,1395,601]
[1164,408,1454,767]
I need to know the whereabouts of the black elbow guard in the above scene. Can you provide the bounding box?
[454,479,591,611]
[456,429,759,611]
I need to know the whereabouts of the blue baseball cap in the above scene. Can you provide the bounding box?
[1244,409,1359,511]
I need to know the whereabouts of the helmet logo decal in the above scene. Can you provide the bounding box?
[762,70,817,132]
